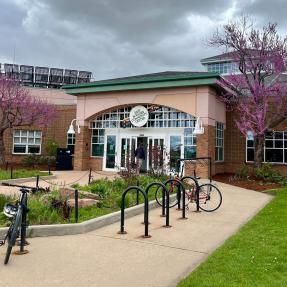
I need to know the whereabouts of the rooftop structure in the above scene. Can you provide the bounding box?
[0,63,92,88]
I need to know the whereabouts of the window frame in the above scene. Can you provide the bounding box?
[246,131,287,164]
[91,129,105,157]
[12,130,42,155]
[67,133,75,155]
[215,122,224,162]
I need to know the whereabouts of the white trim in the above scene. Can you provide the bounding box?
[12,130,42,155]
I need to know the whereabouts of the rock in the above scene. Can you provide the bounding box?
[67,198,98,208]
[78,190,100,200]
[59,188,75,199]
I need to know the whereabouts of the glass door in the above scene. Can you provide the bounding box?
[120,136,137,169]
[120,138,130,168]
[148,137,165,170]
[105,135,117,169]
[169,135,182,172]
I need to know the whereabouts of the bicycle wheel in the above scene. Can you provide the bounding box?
[155,183,179,208]
[197,183,222,212]
[181,176,198,206]
[4,208,22,265]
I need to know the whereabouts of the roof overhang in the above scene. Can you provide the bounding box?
[63,73,222,95]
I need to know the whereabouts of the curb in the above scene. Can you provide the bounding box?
[0,175,56,185]
[0,200,159,238]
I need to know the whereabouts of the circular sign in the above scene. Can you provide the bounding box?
[129,106,149,127]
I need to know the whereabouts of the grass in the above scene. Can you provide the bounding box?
[0,175,168,227]
[178,188,287,287]
[0,169,50,180]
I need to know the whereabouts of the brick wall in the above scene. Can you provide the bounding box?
[224,111,287,175]
[4,105,76,165]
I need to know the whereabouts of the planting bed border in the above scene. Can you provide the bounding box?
[0,199,159,238]
[0,175,56,185]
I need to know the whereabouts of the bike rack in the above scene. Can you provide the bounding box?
[181,176,200,212]
[145,182,171,228]
[118,186,151,238]
[163,178,187,219]
[178,157,212,183]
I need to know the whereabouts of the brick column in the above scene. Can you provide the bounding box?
[74,126,91,171]
[195,125,215,178]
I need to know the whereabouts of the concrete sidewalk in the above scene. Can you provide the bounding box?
[0,170,117,196]
[0,182,272,287]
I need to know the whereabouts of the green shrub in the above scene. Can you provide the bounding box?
[254,163,286,184]
[45,138,59,157]
[235,164,250,179]
[116,194,131,208]
[22,154,40,167]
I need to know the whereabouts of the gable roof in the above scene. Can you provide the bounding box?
[63,71,221,94]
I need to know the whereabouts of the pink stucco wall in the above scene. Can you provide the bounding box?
[75,86,225,126]
[28,87,77,105]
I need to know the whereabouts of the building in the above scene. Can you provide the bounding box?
[200,51,240,74]
[4,87,77,165]
[64,72,226,177]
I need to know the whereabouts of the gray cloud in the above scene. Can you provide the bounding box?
[0,0,286,80]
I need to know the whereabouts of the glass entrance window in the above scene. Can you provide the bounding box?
[121,138,130,168]
[170,136,181,171]
[148,138,164,169]
[106,135,116,169]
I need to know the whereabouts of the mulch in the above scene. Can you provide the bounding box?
[212,173,282,191]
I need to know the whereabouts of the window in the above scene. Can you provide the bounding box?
[184,128,196,159]
[215,122,224,161]
[67,133,75,154]
[170,135,181,171]
[90,105,196,129]
[91,129,105,156]
[13,130,42,154]
[246,131,287,163]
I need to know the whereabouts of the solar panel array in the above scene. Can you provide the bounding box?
[0,63,92,88]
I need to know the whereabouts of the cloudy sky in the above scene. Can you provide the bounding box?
[0,0,286,80]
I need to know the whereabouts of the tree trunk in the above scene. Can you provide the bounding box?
[0,132,6,165]
[254,134,264,168]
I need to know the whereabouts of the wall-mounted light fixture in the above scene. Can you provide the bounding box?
[67,119,80,134]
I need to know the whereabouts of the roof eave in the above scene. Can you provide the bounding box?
[65,77,221,95]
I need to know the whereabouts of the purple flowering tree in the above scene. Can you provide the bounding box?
[210,17,287,167]
[0,76,57,164]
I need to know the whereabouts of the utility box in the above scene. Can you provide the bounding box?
[56,148,73,170]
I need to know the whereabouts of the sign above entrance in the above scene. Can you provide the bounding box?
[129,106,149,127]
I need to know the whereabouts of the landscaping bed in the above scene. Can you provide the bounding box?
[0,175,167,227]
[178,188,287,287]
[213,173,282,191]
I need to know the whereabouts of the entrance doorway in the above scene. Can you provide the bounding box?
[137,137,148,172]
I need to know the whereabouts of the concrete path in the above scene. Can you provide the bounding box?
[0,170,117,196]
[0,182,272,287]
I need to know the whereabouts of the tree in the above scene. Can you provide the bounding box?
[0,76,57,164]
[210,17,287,167]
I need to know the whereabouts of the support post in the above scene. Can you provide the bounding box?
[75,189,79,223]
[10,166,13,179]
[36,175,39,189]
[161,187,166,217]
[88,168,92,185]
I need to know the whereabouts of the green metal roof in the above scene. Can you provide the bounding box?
[63,71,221,95]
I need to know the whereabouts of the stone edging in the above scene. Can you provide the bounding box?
[0,200,159,238]
[0,175,56,185]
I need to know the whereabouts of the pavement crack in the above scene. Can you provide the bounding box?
[86,233,209,255]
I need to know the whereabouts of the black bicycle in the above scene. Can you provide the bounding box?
[1,186,36,265]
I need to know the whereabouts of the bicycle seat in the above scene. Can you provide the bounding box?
[3,203,17,218]
[195,176,201,180]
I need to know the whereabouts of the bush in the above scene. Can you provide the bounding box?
[45,138,59,157]
[22,154,40,167]
[254,163,286,184]
[235,164,250,179]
